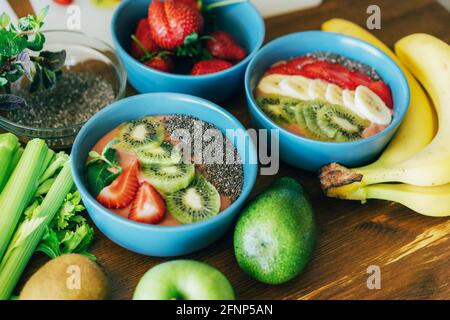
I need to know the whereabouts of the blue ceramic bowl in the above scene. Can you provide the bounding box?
[71,93,258,257]
[245,31,410,172]
[112,0,265,102]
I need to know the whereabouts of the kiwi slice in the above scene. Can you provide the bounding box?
[142,163,195,194]
[137,142,181,166]
[293,100,329,140]
[316,104,370,142]
[257,96,302,124]
[303,100,325,134]
[165,175,220,224]
[117,117,165,151]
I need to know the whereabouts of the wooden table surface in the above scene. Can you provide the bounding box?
[11,0,450,300]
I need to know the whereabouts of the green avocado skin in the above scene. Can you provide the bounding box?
[233,177,316,285]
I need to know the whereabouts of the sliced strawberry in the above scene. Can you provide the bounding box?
[96,160,140,209]
[266,58,375,91]
[285,56,317,69]
[369,81,394,108]
[266,65,299,76]
[300,61,356,89]
[347,69,373,87]
[129,182,166,224]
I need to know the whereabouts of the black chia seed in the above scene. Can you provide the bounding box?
[2,72,115,128]
[306,51,381,81]
[166,115,244,202]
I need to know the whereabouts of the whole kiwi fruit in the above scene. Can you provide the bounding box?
[20,254,110,300]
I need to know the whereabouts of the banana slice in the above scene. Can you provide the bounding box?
[278,76,311,100]
[257,74,288,96]
[308,79,328,101]
[326,84,344,105]
[342,89,365,118]
[354,86,392,125]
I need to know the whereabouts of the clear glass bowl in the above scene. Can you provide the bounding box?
[0,30,127,150]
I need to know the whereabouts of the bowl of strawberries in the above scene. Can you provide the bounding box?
[112,0,265,102]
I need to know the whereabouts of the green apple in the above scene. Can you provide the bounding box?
[133,260,235,300]
[234,177,316,284]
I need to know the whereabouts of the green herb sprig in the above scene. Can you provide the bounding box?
[0,6,66,110]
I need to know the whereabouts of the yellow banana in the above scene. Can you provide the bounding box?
[321,19,437,169]
[356,34,450,186]
[90,0,121,9]
[320,28,449,189]
[319,22,450,216]
[337,183,450,217]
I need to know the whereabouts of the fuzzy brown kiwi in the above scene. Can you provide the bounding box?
[20,254,109,300]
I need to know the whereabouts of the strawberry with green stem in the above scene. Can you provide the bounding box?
[148,0,204,51]
[148,0,246,58]
[131,35,174,73]
[130,18,158,60]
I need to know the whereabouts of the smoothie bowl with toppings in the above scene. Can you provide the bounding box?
[245,31,409,171]
[71,93,257,257]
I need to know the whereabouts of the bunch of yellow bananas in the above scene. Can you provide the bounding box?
[319,19,450,217]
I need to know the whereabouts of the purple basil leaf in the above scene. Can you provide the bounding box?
[17,51,33,80]
[0,94,27,110]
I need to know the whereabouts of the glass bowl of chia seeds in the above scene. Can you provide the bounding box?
[0,30,127,150]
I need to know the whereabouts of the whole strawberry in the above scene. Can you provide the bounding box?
[191,59,233,75]
[131,18,159,59]
[148,0,204,50]
[177,0,201,11]
[144,55,174,73]
[206,31,246,62]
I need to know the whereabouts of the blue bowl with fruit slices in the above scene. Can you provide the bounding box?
[111,0,265,102]
[245,31,410,171]
[71,93,258,257]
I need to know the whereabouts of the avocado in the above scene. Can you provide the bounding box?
[233,177,316,284]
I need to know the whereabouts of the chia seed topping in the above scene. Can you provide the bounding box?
[2,72,115,128]
[306,51,381,81]
[166,115,244,202]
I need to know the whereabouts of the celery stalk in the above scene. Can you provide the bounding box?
[39,152,68,184]
[0,139,49,260]
[0,133,20,193]
[39,149,55,179]
[0,147,23,193]
[0,161,73,299]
